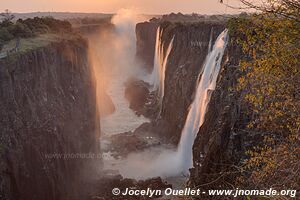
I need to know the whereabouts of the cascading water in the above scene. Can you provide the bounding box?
[112,29,228,180]
[150,26,175,105]
[150,26,162,90]
[159,36,174,105]
[177,29,229,174]
[207,28,214,54]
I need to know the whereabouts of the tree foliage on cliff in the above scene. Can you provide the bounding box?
[0,13,72,50]
[228,0,300,192]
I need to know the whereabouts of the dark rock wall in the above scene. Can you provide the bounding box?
[189,35,248,190]
[136,21,226,144]
[0,38,100,200]
[135,22,158,71]
[136,19,251,191]
[159,22,226,143]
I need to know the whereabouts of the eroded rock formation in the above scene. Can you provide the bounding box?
[135,22,158,71]
[136,18,254,190]
[0,36,100,200]
[136,21,226,144]
[189,34,251,191]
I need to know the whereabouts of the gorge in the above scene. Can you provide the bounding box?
[0,13,232,199]
[2,8,296,200]
[0,12,237,199]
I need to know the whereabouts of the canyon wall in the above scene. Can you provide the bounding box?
[159,22,226,143]
[135,22,158,71]
[0,36,100,200]
[136,21,226,143]
[189,35,250,190]
[136,19,252,188]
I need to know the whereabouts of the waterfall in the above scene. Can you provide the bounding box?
[177,29,229,174]
[160,36,174,105]
[208,28,214,53]
[150,26,162,90]
[150,26,175,105]
[113,29,228,180]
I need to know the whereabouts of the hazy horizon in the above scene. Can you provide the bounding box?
[1,0,251,15]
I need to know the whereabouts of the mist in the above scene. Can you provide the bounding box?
[89,9,187,180]
[87,9,184,179]
[104,28,229,181]
[89,9,146,79]
[89,8,225,181]
[88,9,149,134]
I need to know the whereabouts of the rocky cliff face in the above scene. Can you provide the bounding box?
[136,21,226,144]
[0,37,100,200]
[135,22,158,71]
[189,34,250,191]
[159,22,226,143]
[136,20,250,189]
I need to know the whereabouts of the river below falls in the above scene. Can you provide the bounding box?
[100,73,149,135]
[100,72,187,189]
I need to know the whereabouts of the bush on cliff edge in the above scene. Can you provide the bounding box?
[228,1,300,193]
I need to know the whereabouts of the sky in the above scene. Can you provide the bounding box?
[0,0,248,15]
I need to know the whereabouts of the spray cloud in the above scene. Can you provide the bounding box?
[89,9,149,134]
[113,29,229,180]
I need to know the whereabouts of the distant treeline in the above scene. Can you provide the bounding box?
[0,17,72,50]
[68,17,112,26]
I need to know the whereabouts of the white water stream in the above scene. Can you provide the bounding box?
[177,29,229,173]
[111,29,229,179]
[150,26,175,106]
[98,10,150,135]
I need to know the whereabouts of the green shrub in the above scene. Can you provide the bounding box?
[10,22,33,38]
[0,17,73,43]
[0,28,13,41]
